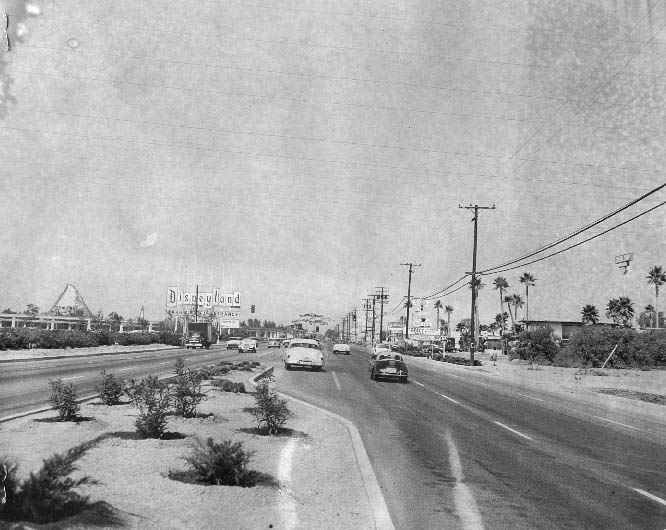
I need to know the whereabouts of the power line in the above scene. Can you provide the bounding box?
[479,182,666,275]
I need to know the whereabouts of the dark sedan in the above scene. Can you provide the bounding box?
[369,352,408,382]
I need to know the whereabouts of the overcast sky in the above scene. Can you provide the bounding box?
[1,0,665,328]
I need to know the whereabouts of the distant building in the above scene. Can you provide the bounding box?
[524,319,620,340]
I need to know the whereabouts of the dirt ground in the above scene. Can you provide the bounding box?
[0,365,374,530]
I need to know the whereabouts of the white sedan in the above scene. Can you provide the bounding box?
[332,343,351,355]
[283,339,324,371]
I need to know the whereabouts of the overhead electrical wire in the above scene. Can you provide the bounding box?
[479,182,666,274]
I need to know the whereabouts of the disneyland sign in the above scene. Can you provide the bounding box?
[166,288,241,309]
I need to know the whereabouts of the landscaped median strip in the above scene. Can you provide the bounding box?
[249,367,396,530]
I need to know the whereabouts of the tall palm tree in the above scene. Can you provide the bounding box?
[581,304,599,325]
[494,312,508,330]
[647,265,666,329]
[493,277,509,334]
[434,300,443,335]
[606,296,634,327]
[519,272,536,330]
[504,295,515,333]
[445,305,454,338]
[511,294,525,332]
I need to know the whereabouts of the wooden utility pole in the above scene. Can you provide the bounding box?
[459,204,495,366]
[375,287,388,342]
[363,298,371,342]
[401,263,421,339]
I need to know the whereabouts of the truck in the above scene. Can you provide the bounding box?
[185,322,218,349]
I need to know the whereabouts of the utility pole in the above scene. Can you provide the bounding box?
[401,263,421,339]
[371,295,377,344]
[353,309,358,342]
[363,298,371,342]
[194,284,199,322]
[375,287,388,342]
[459,204,495,366]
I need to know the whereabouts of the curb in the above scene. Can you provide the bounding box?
[248,367,395,530]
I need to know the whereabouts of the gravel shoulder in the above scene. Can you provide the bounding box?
[0,365,375,530]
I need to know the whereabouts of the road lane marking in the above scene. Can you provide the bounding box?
[633,488,666,506]
[412,380,425,387]
[159,362,170,365]
[62,376,83,380]
[494,421,533,441]
[119,368,132,371]
[87,361,94,364]
[475,381,490,386]
[445,430,485,530]
[278,437,299,530]
[593,416,642,431]
[518,393,544,402]
[331,371,342,391]
[439,393,460,405]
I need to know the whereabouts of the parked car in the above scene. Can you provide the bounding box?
[267,340,280,348]
[332,343,351,355]
[226,337,242,349]
[283,338,324,371]
[369,351,408,382]
[238,338,257,353]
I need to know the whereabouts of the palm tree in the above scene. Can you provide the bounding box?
[445,305,454,338]
[581,304,599,325]
[434,300,443,335]
[510,294,525,332]
[493,277,509,334]
[503,295,515,333]
[494,312,508,330]
[647,266,666,329]
[519,272,536,330]
[606,296,634,327]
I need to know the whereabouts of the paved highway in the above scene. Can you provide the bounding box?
[0,345,248,418]
[268,343,666,530]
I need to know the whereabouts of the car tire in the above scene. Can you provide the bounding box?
[285,363,291,370]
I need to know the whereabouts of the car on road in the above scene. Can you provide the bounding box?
[267,340,280,348]
[369,351,408,382]
[373,343,393,357]
[332,343,351,355]
[238,338,257,353]
[226,337,242,349]
[283,338,324,371]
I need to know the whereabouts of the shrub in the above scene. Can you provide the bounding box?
[172,358,206,418]
[563,327,636,368]
[183,437,260,486]
[126,376,171,438]
[5,438,101,523]
[158,331,183,346]
[49,379,81,421]
[0,459,19,513]
[96,370,125,405]
[213,379,246,393]
[251,376,290,435]
[511,328,560,365]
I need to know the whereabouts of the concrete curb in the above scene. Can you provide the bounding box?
[248,367,395,530]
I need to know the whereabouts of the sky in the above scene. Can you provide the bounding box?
[1,0,665,330]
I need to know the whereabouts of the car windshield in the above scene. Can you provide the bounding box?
[291,342,319,349]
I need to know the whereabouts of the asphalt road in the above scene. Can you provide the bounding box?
[268,343,666,530]
[0,345,249,418]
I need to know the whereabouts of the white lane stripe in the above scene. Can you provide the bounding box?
[494,421,533,441]
[62,375,84,380]
[278,438,299,530]
[119,368,132,371]
[412,380,425,387]
[439,393,460,405]
[518,393,544,402]
[445,430,485,530]
[331,371,342,391]
[633,488,666,506]
[475,382,490,386]
[593,416,642,431]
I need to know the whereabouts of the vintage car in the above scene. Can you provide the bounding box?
[238,338,257,353]
[283,338,324,371]
[226,337,242,349]
[369,351,408,382]
[373,343,393,357]
[332,343,351,355]
[267,340,280,348]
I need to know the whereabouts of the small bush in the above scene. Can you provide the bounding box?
[172,358,206,418]
[96,370,125,405]
[251,376,290,435]
[511,328,560,365]
[126,376,171,438]
[183,437,260,486]
[213,379,246,393]
[49,379,81,421]
[5,438,101,523]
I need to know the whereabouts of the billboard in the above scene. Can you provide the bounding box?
[220,319,240,328]
[166,288,241,308]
